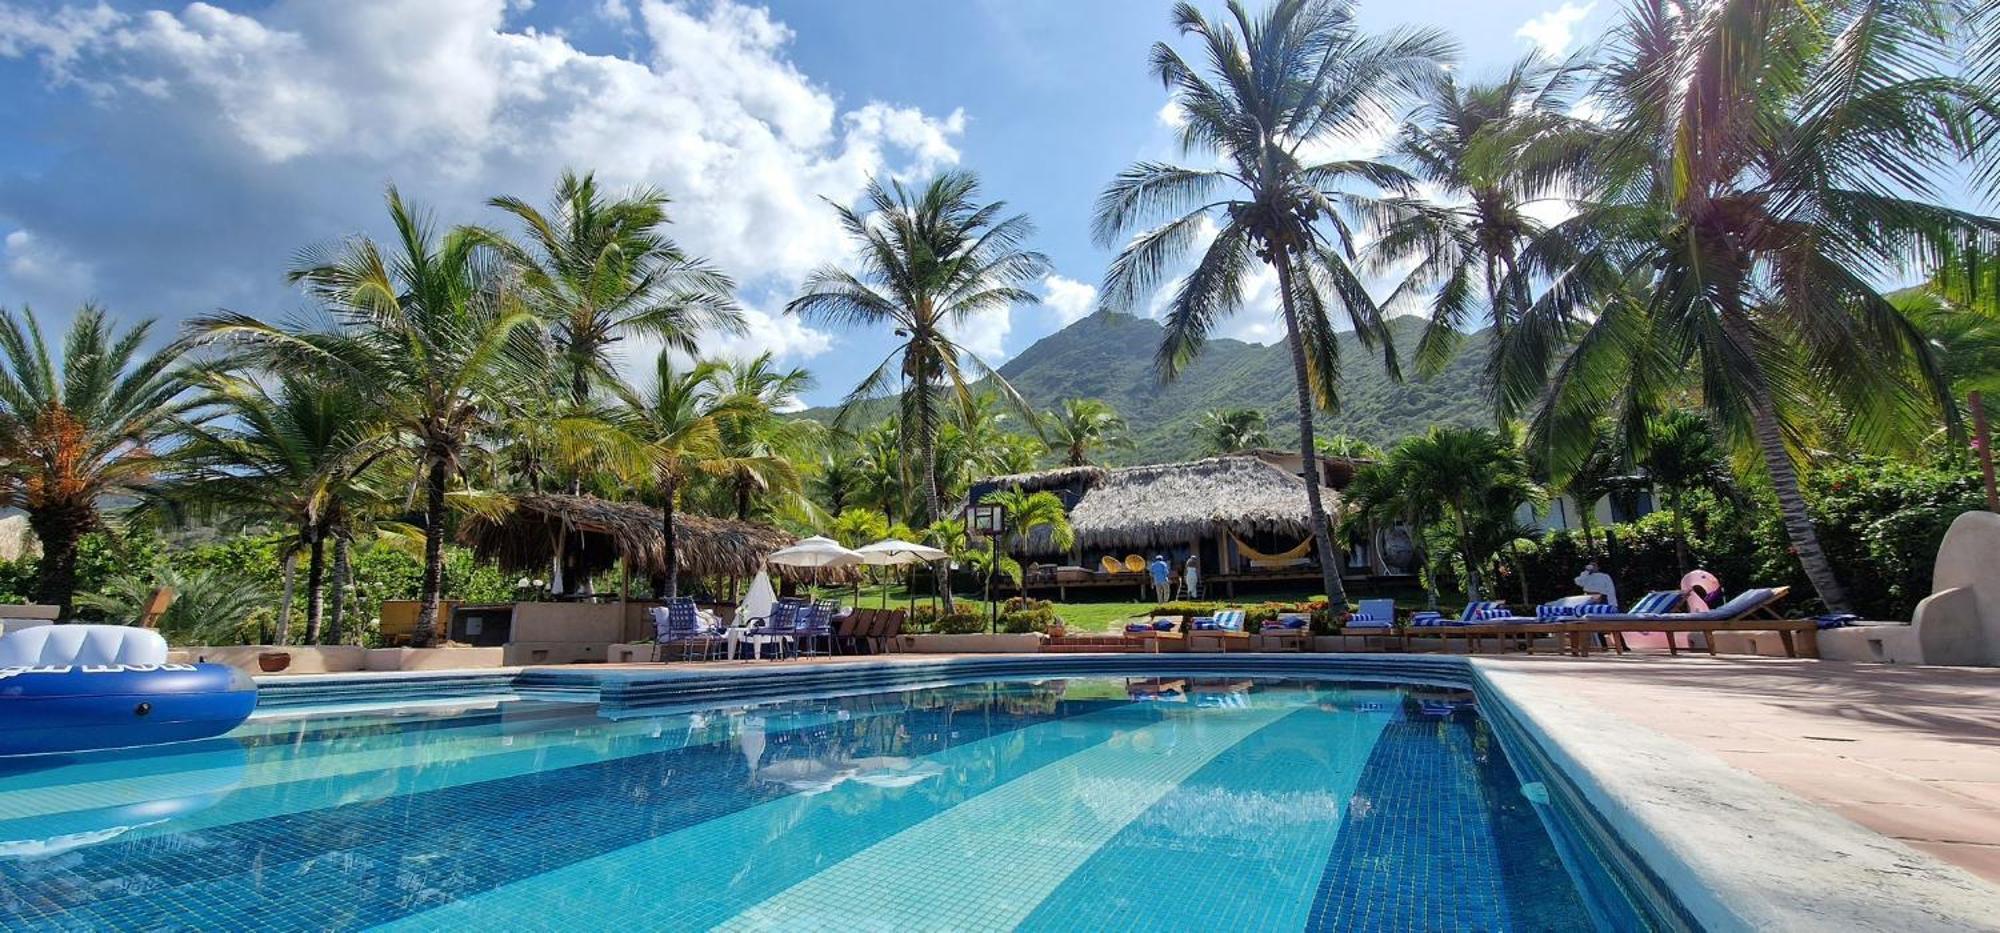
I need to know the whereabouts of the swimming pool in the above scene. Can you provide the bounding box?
[0,671,1660,930]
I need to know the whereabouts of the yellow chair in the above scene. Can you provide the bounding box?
[1100,555,1126,575]
[1124,555,1147,573]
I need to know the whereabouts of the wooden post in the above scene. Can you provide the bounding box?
[1973,391,1997,513]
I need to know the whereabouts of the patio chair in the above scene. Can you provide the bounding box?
[880,609,908,654]
[797,600,839,656]
[1571,587,1808,656]
[745,598,804,660]
[834,608,870,655]
[1100,555,1126,575]
[652,598,720,662]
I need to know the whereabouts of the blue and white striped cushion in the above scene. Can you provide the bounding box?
[1471,606,1513,621]
[1629,590,1680,615]
[1573,602,1620,616]
[1536,604,1573,621]
[1409,611,1445,627]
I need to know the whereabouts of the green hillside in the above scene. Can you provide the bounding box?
[801,310,1495,464]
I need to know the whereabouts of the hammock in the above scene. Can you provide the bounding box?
[1230,534,1314,570]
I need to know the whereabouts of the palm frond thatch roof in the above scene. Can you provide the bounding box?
[460,493,794,582]
[979,465,1108,494]
[1063,455,1321,551]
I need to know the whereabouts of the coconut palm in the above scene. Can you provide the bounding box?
[787,171,1049,528]
[1045,398,1131,467]
[620,352,727,599]
[1640,409,1737,574]
[1371,51,1593,394]
[1095,0,1453,606]
[79,564,273,647]
[173,375,392,644]
[192,187,539,642]
[0,306,204,616]
[1197,408,1271,455]
[482,170,742,408]
[1504,0,2000,613]
[707,352,816,522]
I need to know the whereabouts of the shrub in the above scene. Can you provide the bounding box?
[998,597,1060,634]
[908,606,984,634]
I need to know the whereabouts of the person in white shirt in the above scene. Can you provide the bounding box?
[1574,561,1619,609]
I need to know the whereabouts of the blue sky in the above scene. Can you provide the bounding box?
[0,0,1612,407]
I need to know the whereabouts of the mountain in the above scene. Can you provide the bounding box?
[801,310,1496,465]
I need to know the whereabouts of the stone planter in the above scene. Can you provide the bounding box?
[257,651,292,673]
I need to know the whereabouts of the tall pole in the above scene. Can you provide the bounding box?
[1973,391,1997,513]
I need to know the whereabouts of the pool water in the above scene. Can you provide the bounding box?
[0,677,1621,931]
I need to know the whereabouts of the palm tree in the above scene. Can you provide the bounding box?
[1641,409,1736,574]
[1366,426,1532,601]
[1095,0,1453,606]
[787,171,1050,528]
[482,170,742,409]
[1371,51,1593,395]
[1045,398,1131,467]
[1197,408,1270,455]
[1554,427,1629,558]
[981,487,1077,564]
[620,352,727,599]
[1506,0,1999,613]
[193,187,539,642]
[174,374,391,644]
[0,307,203,616]
[709,352,815,522]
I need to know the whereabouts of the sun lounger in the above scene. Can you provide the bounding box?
[1187,609,1248,653]
[1263,612,1312,651]
[1569,587,1814,656]
[1123,617,1182,653]
[1344,599,1396,629]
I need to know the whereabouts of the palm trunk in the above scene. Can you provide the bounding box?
[662,472,681,600]
[1271,257,1348,608]
[1452,503,1482,601]
[27,504,91,619]
[328,536,352,646]
[1509,540,1531,606]
[920,381,955,613]
[303,524,327,645]
[1719,311,1851,612]
[1670,488,1690,575]
[275,550,296,646]
[415,455,449,647]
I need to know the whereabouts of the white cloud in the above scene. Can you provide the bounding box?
[942,306,1012,364]
[1516,2,1596,55]
[1040,274,1097,326]
[1155,99,1185,130]
[1,229,95,301]
[0,0,963,372]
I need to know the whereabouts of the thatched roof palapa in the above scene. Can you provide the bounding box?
[461,493,795,582]
[978,465,1108,495]
[1063,455,1321,551]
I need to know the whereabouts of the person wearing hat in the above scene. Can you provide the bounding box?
[1574,561,1619,609]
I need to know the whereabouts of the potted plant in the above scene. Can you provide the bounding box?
[257,651,292,673]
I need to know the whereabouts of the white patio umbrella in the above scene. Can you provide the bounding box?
[766,536,864,603]
[855,538,951,608]
[739,570,777,624]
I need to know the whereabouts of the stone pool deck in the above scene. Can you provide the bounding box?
[1477,654,2000,886]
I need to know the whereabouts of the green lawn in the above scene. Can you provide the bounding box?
[838,582,1464,634]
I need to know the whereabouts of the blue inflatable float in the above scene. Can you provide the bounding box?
[0,624,258,757]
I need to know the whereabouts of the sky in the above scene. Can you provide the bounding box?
[0,0,1617,408]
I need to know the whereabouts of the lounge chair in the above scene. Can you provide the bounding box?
[834,608,870,655]
[879,610,908,653]
[1263,612,1312,652]
[1409,600,1510,627]
[1572,586,1814,657]
[1188,609,1249,653]
[1344,599,1396,629]
[1122,617,1182,653]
